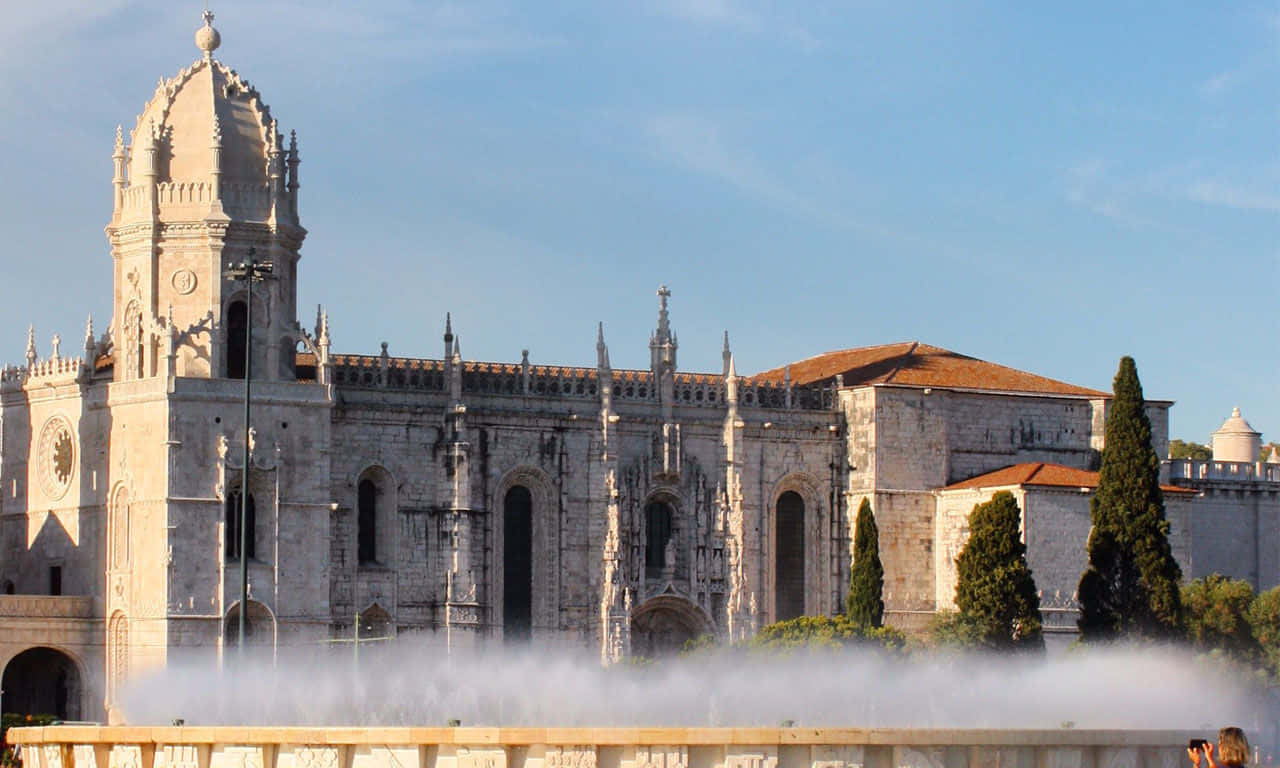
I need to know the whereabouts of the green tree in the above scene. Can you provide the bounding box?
[1182,574,1259,664]
[846,498,884,629]
[954,491,1044,650]
[1247,586,1280,678]
[1168,439,1212,460]
[1077,357,1184,642]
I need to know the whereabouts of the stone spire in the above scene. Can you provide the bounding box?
[722,330,731,377]
[649,285,677,377]
[25,325,37,368]
[596,321,610,370]
[112,125,127,212]
[84,315,96,359]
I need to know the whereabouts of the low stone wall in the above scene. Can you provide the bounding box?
[9,726,1193,768]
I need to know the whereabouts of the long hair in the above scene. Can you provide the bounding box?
[1218,727,1250,766]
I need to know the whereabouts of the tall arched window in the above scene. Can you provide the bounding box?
[503,485,533,642]
[357,478,377,564]
[123,301,144,380]
[226,300,248,379]
[224,490,256,561]
[645,501,674,581]
[107,612,129,705]
[774,491,806,621]
[109,487,130,570]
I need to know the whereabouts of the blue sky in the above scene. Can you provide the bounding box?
[0,1,1275,445]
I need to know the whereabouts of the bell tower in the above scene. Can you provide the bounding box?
[105,11,306,382]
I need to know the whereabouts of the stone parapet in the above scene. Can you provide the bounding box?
[329,354,832,411]
[1166,459,1280,484]
[8,724,1200,768]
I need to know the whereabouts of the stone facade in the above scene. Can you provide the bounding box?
[0,13,1275,723]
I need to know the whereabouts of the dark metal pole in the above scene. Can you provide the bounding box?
[239,247,255,656]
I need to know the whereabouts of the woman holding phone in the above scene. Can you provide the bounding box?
[1188,727,1250,768]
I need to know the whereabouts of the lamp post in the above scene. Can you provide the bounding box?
[224,248,273,655]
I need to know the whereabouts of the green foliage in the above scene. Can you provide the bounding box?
[1247,586,1280,678]
[679,633,718,656]
[749,614,905,654]
[2,713,59,768]
[1168,439,1212,460]
[953,491,1044,651]
[927,610,986,648]
[1182,574,1260,665]
[846,498,884,629]
[1077,356,1183,642]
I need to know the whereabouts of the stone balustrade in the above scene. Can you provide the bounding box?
[8,727,1194,768]
[1165,458,1280,484]
[328,354,831,411]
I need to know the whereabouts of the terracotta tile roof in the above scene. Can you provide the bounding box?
[943,462,1197,495]
[750,341,1106,398]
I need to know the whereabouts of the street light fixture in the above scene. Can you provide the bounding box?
[223,247,273,656]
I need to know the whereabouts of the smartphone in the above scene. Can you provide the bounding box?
[1189,740,1208,751]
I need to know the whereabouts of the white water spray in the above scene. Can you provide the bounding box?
[121,641,1277,735]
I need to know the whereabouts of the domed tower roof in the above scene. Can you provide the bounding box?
[128,12,278,187]
[1211,406,1262,463]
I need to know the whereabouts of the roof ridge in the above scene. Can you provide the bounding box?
[1026,462,1047,483]
[881,341,919,384]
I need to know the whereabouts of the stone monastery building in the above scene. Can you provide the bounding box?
[0,13,1277,723]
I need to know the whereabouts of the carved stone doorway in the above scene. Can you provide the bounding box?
[630,595,711,658]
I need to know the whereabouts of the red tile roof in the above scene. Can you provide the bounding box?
[751,341,1106,398]
[943,462,1197,494]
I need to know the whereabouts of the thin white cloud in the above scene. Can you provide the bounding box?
[649,0,759,29]
[1182,180,1280,213]
[1064,159,1160,229]
[647,111,901,242]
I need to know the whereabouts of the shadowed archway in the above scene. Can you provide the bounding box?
[1,647,83,719]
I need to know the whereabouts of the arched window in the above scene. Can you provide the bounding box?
[224,600,272,648]
[503,485,533,642]
[107,612,129,705]
[123,301,144,380]
[2,580,14,594]
[224,490,256,561]
[645,501,674,581]
[774,491,806,621]
[109,487,130,569]
[226,300,248,379]
[357,478,377,564]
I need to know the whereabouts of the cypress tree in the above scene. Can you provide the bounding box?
[954,491,1044,650]
[1077,356,1183,642]
[846,498,884,629]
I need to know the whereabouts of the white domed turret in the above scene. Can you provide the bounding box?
[1211,407,1261,463]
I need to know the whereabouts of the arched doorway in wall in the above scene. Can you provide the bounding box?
[644,500,675,581]
[224,600,275,650]
[774,490,806,621]
[503,485,533,642]
[630,595,711,658]
[1,647,83,719]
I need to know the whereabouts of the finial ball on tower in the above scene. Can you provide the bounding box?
[195,10,221,55]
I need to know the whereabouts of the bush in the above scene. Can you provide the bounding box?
[749,615,905,654]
